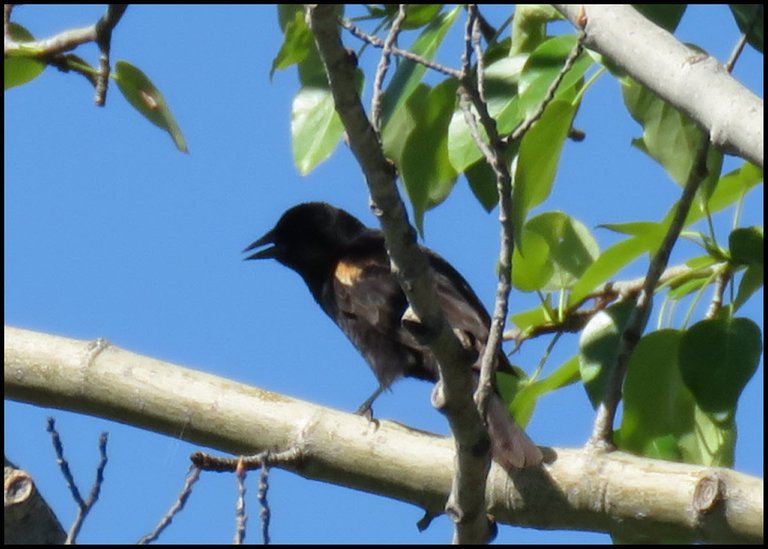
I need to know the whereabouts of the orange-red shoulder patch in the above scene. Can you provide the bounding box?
[334,260,365,287]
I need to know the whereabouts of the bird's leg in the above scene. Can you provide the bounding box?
[355,385,386,418]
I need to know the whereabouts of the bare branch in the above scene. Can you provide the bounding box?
[138,466,201,544]
[339,16,462,79]
[589,136,714,449]
[370,4,406,130]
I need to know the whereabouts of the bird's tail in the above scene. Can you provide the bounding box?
[486,393,543,470]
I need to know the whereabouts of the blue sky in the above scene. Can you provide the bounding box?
[4,5,763,544]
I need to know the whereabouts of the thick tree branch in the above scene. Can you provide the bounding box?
[554,5,763,169]
[4,326,763,543]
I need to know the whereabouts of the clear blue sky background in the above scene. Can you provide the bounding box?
[4,5,763,544]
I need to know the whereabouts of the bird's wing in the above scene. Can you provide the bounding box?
[328,250,429,387]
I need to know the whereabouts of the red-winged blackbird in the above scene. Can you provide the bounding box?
[244,202,542,469]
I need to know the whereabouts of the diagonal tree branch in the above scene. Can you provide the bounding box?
[307,5,495,543]
[554,5,763,169]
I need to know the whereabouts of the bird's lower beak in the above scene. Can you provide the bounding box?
[243,230,277,260]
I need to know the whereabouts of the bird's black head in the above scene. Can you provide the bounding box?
[244,202,367,284]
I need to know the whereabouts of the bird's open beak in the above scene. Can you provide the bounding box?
[243,230,277,260]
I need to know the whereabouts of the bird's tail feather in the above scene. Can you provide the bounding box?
[486,394,543,470]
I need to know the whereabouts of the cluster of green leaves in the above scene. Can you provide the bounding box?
[5,21,187,152]
[273,5,763,467]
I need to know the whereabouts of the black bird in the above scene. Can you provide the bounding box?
[244,202,542,469]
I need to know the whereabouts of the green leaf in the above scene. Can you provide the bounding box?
[464,160,499,212]
[729,4,763,53]
[691,163,763,225]
[578,301,635,408]
[4,23,46,90]
[618,330,691,459]
[113,61,188,153]
[291,87,346,175]
[380,6,460,129]
[679,317,762,414]
[518,34,593,118]
[599,221,665,241]
[510,302,553,333]
[729,226,764,266]
[512,229,553,292]
[271,10,314,78]
[399,4,444,29]
[511,100,577,249]
[382,84,428,167]
[510,4,561,56]
[733,264,764,312]
[666,276,709,301]
[525,212,599,290]
[504,355,581,426]
[622,78,723,194]
[401,78,459,234]
[633,4,687,32]
[677,407,736,466]
[569,235,652,306]
[685,254,718,270]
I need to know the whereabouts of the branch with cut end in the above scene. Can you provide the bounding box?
[5,326,763,543]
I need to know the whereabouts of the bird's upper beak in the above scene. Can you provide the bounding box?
[243,229,277,260]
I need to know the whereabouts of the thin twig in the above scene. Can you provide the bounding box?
[504,31,584,143]
[93,4,128,106]
[47,418,109,544]
[138,466,202,544]
[339,16,462,79]
[234,458,247,544]
[724,5,760,73]
[470,6,486,102]
[258,462,271,545]
[371,4,407,130]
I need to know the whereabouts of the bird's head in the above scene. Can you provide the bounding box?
[244,202,366,277]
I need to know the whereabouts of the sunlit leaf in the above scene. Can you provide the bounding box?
[526,212,599,290]
[291,87,346,175]
[4,23,45,90]
[113,61,188,153]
